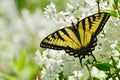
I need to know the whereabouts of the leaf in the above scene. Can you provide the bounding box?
[94,63,111,71]
[16,48,26,72]
[23,64,39,80]
[105,10,118,17]
[0,71,17,80]
[113,0,119,10]
[15,0,26,11]
[58,71,64,80]
[116,45,120,54]
[92,77,101,80]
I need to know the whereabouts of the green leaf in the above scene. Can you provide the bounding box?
[111,56,119,66]
[0,72,17,80]
[92,77,101,80]
[15,0,26,11]
[113,0,119,10]
[21,64,39,80]
[58,71,64,80]
[106,73,116,80]
[116,45,120,53]
[104,10,118,17]
[95,63,111,71]
[16,48,26,72]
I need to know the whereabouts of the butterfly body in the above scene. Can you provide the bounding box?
[40,12,110,65]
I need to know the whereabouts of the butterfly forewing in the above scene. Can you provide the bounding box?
[77,12,110,47]
[40,27,81,50]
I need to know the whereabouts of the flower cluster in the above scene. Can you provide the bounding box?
[35,0,120,80]
[35,49,82,80]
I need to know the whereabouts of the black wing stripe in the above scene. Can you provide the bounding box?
[61,28,78,44]
[73,27,82,44]
[82,19,86,33]
[41,42,65,50]
[61,29,71,39]
[56,31,65,41]
[95,13,110,34]
[92,15,96,21]
[61,29,78,44]
[88,17,92,29]
[45,31,65,42]
[81,19,86,40]
[45,36,50,41]
[51,34,56,39]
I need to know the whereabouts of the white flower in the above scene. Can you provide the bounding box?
[35,50,50,67]
[91,67,106,79]
[66,3,74,11]
[44,2,56,19]
[85,0,96,6]
[44,2,78,27]
[110,40,117,49]
[36,0,120,80]
[41,68,58,80]
[36,48,82,79]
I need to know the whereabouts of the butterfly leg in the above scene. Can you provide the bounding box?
[79,56,85,67]
[88,52,97,62]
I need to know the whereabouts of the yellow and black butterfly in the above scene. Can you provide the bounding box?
[40,12,110,65]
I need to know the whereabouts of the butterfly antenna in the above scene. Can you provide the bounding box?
[96,0,100,13]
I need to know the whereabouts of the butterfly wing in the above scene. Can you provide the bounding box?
[75,12,110,60]
[76,12,110,48]
[40,27,82,53]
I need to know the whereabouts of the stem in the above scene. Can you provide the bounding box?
[77,71,79,80]
[85,64,92,80]
[96,0,100,13]
[117,74,120,80]
[111,56,120,80]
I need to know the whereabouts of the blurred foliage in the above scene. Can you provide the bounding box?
[0,0,70,80]
[15,0,69,12]
[105,0,120,18]
[0,48,39,80]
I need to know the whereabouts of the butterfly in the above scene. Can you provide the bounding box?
[40,12,110,65]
